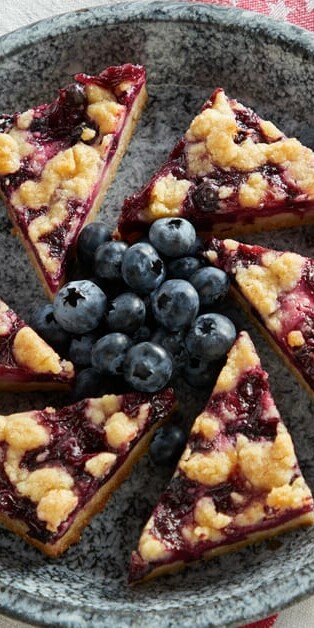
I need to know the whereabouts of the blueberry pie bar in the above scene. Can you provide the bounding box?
[129,332,313,583]
[205,237,314,400]
[0,388,176,556]
[0,65,147,298]
[0,295,74,391]
[117,88,314,241]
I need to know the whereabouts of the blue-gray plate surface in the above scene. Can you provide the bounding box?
[0,2,314,626]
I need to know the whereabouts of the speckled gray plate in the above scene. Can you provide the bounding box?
[1,1,314,626]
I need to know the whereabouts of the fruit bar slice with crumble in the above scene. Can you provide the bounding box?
[129,332,313,584]
[205,237,314,401]
[0,294,74,391]
[117,87,314,242]
[0,388,176,556]
[0,64,147,299]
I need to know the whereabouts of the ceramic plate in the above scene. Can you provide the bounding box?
[0,1,314,626]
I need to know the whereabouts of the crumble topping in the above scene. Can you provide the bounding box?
[16,110,34,130]
[87,395,122,425]
[3,413,49,451]
[86,84,117,104]
[143,173,191,220]
[214,331,260,394]
[266,477,312,510]
[12,326,72,375]
[183,497,232,545]
[37,489,78,532]
[235,251,303,324]
[87,100,125,136]
[138,517,172,562]
[84,452,117,478]
[13,143,102,210]
[104,404,149,449]
[179,447,237,485]
[287,330,305,347]
[191,412,220,439]
[185,89,314,200]
[236,423,296,490]
[235,502,265,527]
[238,172,268,208]
[0,134,21,175]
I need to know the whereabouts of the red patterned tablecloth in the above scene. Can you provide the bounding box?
[195,0,314,30]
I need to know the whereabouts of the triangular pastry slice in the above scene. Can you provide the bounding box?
[129,332,313,584]
[0,388,176,556]
[205,237,314,400]
[0,64,147,298]
[117,88,314,241]
[0,295,74,391]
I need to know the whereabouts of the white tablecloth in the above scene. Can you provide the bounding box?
[1,1,314,626]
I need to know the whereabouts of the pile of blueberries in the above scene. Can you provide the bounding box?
[32,217,237,402]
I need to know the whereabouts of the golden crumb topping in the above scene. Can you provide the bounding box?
[287,330,305,347]
[266,477,312,511]
[214,331,260,394]
[16,110,34,130]
[138,516,171,562]
[104,411,139,449]
[86,84,117,104]
[37,489,78,532]
[185,90,314,199]
[235,502,265,527]
[235,251,303,326]
[236,423,296,490]
[142,173,191,221]
[4,413,49,451]
[12,326,73,376]
[182,496,232,544]
[87,100,125,135]
[86,395,121,426]
[191,412,220,439]
[84,452,117,478]
[238,172,268,208]
[0,134,21,175]
[179,447,237,486]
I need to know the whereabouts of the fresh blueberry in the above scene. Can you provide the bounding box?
[131,325,151,344]
[167,256,202,280]
[183,356,224,388]
[53,280,107,334]
[185,313,236,361]
[105,293,146,334]
[124,342,173,392]
[30,303,71,355]
[77,222,111,266]
[94,240,128,282]
[69,333,96,368]
[149,217,196,258]
[72,367,103,401]
[192,180,219,212]
[187,235,204,256]
[151,327,188,371]
[91,333,132,376]
[121,242,166,294]
[189,267,230,308]
[149,424,186,466]
[64,83,87,107]
[151,279,199,331]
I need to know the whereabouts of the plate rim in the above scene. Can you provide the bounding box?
[0,1,314,626]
